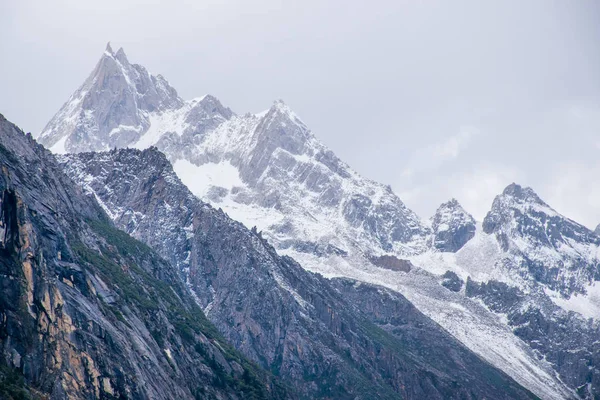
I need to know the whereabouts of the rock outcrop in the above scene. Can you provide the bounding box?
[431,198,476,252]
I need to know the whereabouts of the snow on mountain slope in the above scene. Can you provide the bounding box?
[175,100,429,259]
[411,222,527,288]
[41,45,597,398]
[483,183,600,296]
[545,283,600,320]
[59,147,554,400]
[410,185,600,399]
[414,185,600,312]
[39,46,430,263]
[281,246,574,400]
[39,43,183,153]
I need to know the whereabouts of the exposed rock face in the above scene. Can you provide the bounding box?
[329,278,542,399]
[0,114,287,399]
[465,278,600,399]
[60,148,540,400]
[595,224,600,236]
[38,43,183,153]
[483,183,600,295]
[409,183,600,399]
[431,199,476,252]
[440,271,464,292]
[369,255,412,272]
[428,182,600,399]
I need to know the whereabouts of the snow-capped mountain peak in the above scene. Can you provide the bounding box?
[483,183,600,295]
[40,45,430,260]
[431,198,476,252]
[265,99,307,127]
[501,182,545,205]
[38,45,182,153]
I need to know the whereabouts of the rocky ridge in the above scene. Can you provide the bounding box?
[412,184,600,399]
[482,183,600,296]
[0,113,288,399]
[59,147,543,399]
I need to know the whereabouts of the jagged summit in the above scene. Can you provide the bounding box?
[483,182,600,295]
[431,198,476,252]
[437,198,464,211]
[501,183,545,205]
[115,46,128,62]
[269,99,302,119]
[101,42,129,67]
[39,45,315,158]
[485,183,598,241]
[38,45,182,153]
[595,223,600,236]
[40,43,430,275]
[484,183,552,235]
[485,183,567,233]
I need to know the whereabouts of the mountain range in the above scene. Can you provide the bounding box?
[57,146,542,399]
[5,43,599,399]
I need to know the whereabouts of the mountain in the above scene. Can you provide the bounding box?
[483,183,600,296]
[59,147,543,399]
[39,43,183,153]
[412,184,600,399]
[39,45,595,398]
[38,47,430,261]
[0,114,289,399]
[475,184,600,398]
[430,198,476,252]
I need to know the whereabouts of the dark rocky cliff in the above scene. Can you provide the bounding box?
[0,113,288,399]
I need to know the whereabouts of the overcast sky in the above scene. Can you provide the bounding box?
[1,0,599,228]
